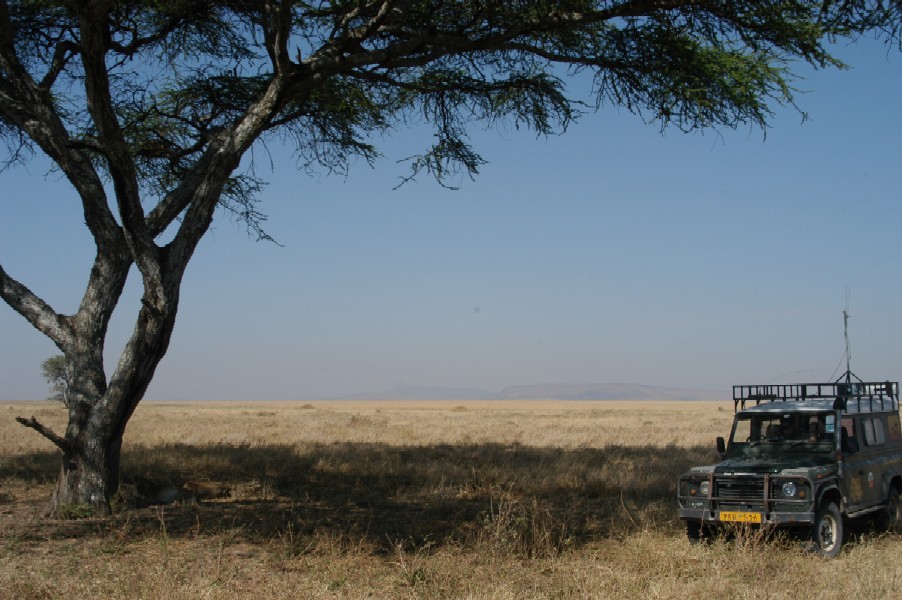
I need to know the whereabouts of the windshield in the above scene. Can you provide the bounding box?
[728,412,836,456]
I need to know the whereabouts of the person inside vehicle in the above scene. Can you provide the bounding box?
[781,416,805,440]
[766,423,783,441]
[808,417,826,442]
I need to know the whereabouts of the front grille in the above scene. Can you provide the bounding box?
[716,477,765,503]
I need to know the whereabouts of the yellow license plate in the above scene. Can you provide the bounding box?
[719,511,762,524]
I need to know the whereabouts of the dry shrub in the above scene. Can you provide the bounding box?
[474,487,570,559]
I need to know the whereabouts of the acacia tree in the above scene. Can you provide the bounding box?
[0,1,899,516]
[41,355,71,405]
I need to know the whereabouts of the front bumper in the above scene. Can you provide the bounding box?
[678,507,815,526]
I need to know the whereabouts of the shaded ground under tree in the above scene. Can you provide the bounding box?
[1,441,715,555]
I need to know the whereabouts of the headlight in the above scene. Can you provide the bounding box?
[681,478,710,508]
[683,479,709,497]
[781,481,797,497]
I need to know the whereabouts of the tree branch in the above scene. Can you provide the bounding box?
[39,40,79,90]
[77,5,155,265]
[0,5,120,250]
[108,13,186,57]
[0,0,14,57]
[167,73,292,259]
[15,416,70,453]
[261,0,294,73]
[0,262,73,348]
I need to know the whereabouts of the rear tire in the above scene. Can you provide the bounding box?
[811,501,844,558]
[877,487,902,534]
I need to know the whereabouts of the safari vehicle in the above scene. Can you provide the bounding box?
[677,378,902,557]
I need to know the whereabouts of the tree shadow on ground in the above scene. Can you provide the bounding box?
[2,442,718,553]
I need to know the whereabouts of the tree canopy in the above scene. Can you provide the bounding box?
[3,2,898,213]
[1,1,900,515]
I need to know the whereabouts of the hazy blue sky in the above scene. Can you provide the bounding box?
[2,37,900,401]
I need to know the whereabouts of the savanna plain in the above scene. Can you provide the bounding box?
[1,399,900,599]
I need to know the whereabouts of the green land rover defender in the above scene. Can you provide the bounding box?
[677,379,902,557]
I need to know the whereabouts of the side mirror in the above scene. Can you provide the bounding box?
[716,436,726,455]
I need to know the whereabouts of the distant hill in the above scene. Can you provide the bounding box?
[342,386,496,400]
[494,383,725,401]
[343,383,725,401]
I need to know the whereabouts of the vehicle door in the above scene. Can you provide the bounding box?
[840,417,873,510]
[844,416,887,508]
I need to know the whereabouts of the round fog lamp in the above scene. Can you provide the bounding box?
[781,481,797,497]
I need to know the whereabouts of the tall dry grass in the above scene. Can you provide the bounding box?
[1,400,899,599]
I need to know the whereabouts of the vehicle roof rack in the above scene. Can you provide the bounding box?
[733,381,899,414]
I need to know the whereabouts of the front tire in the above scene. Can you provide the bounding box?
[686,521,709,544]
[811,501,844,558]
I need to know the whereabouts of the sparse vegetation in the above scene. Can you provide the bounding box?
[1,400,900,599]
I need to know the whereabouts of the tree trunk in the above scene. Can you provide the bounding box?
[50,432,121,517]
[18,298,177,517]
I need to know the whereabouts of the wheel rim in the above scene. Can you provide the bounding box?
[817,514,837,551]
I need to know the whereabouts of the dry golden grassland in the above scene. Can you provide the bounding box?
[1,399,900,599]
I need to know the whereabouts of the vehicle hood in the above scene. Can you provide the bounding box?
[714,455,835,475]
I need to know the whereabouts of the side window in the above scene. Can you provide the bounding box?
[863,418,876,446]
[874,417,886,445]
[862,417,886,447]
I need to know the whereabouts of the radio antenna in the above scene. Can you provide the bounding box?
[840,288,861,384]
[843,306,851,383]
